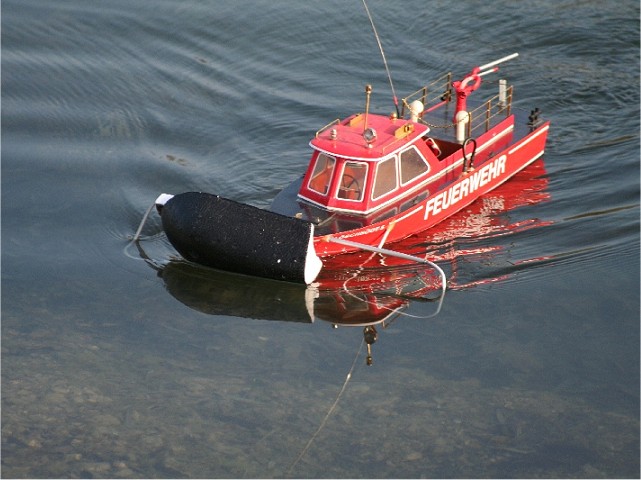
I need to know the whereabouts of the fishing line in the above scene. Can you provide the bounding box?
[361,0,399,116]
[286,339,364,476]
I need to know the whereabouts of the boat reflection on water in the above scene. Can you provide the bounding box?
[313,263,445,365]
[159,261,314,323]
[154,259,442,366]
[142,160,550,365]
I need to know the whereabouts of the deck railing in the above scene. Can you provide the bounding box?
[466,84,513,137]
[401,74,514,138]
[400,72,453,118]
[315,118,341,138]
[317,75,514,142]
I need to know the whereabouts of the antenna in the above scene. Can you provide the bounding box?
[361,0,400,117]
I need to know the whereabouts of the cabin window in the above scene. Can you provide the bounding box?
[308,153,335,195]
[337,161,367,201]
[372,156,398,200]
[400,146,429,185]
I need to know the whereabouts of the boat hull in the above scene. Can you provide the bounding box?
[312,121,550,256]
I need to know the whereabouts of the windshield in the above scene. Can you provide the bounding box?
[337,161,367,201]
[308,153,335,195]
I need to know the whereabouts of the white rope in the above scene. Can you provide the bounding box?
[328,236,447,298]
[132,200,157,242]
[330,236,447,319]
[123,200,161,264]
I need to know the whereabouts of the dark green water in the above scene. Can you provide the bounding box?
[2,0,639,477]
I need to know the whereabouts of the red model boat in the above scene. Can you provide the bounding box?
[149,53,549,285]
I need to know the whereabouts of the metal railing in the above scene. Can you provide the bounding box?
[317,74,514,142]
[467,84,513,137]
[315,118,341,138]
[400,72,453,118]
[401,74,514,138]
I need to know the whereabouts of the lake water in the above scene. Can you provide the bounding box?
[2,0,639,478]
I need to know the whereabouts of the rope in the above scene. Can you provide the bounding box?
[333,235,447,320]
[286,340,364,476]
[132,200,156,242]
[123,200,162,266]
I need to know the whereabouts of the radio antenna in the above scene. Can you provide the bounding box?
[361,0,400,117]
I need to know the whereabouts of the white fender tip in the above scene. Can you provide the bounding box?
[304,224,323,285]
[155,193,174,207]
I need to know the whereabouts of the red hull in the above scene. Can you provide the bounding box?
[313,121,549,257]
[318,158,551,285]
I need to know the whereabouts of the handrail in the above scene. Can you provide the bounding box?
[316,118,341,138]
[319,77,512,141]
[401,74,514,136]
[400,72,453,118]
[467,85,513,137]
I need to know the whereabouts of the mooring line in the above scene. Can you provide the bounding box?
[132,200,157,242]
[286,340,363,476]
[123,200,163,268]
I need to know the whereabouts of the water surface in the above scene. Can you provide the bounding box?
[2,0,639,477]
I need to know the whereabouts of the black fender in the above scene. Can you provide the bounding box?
[157,192,322,284]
